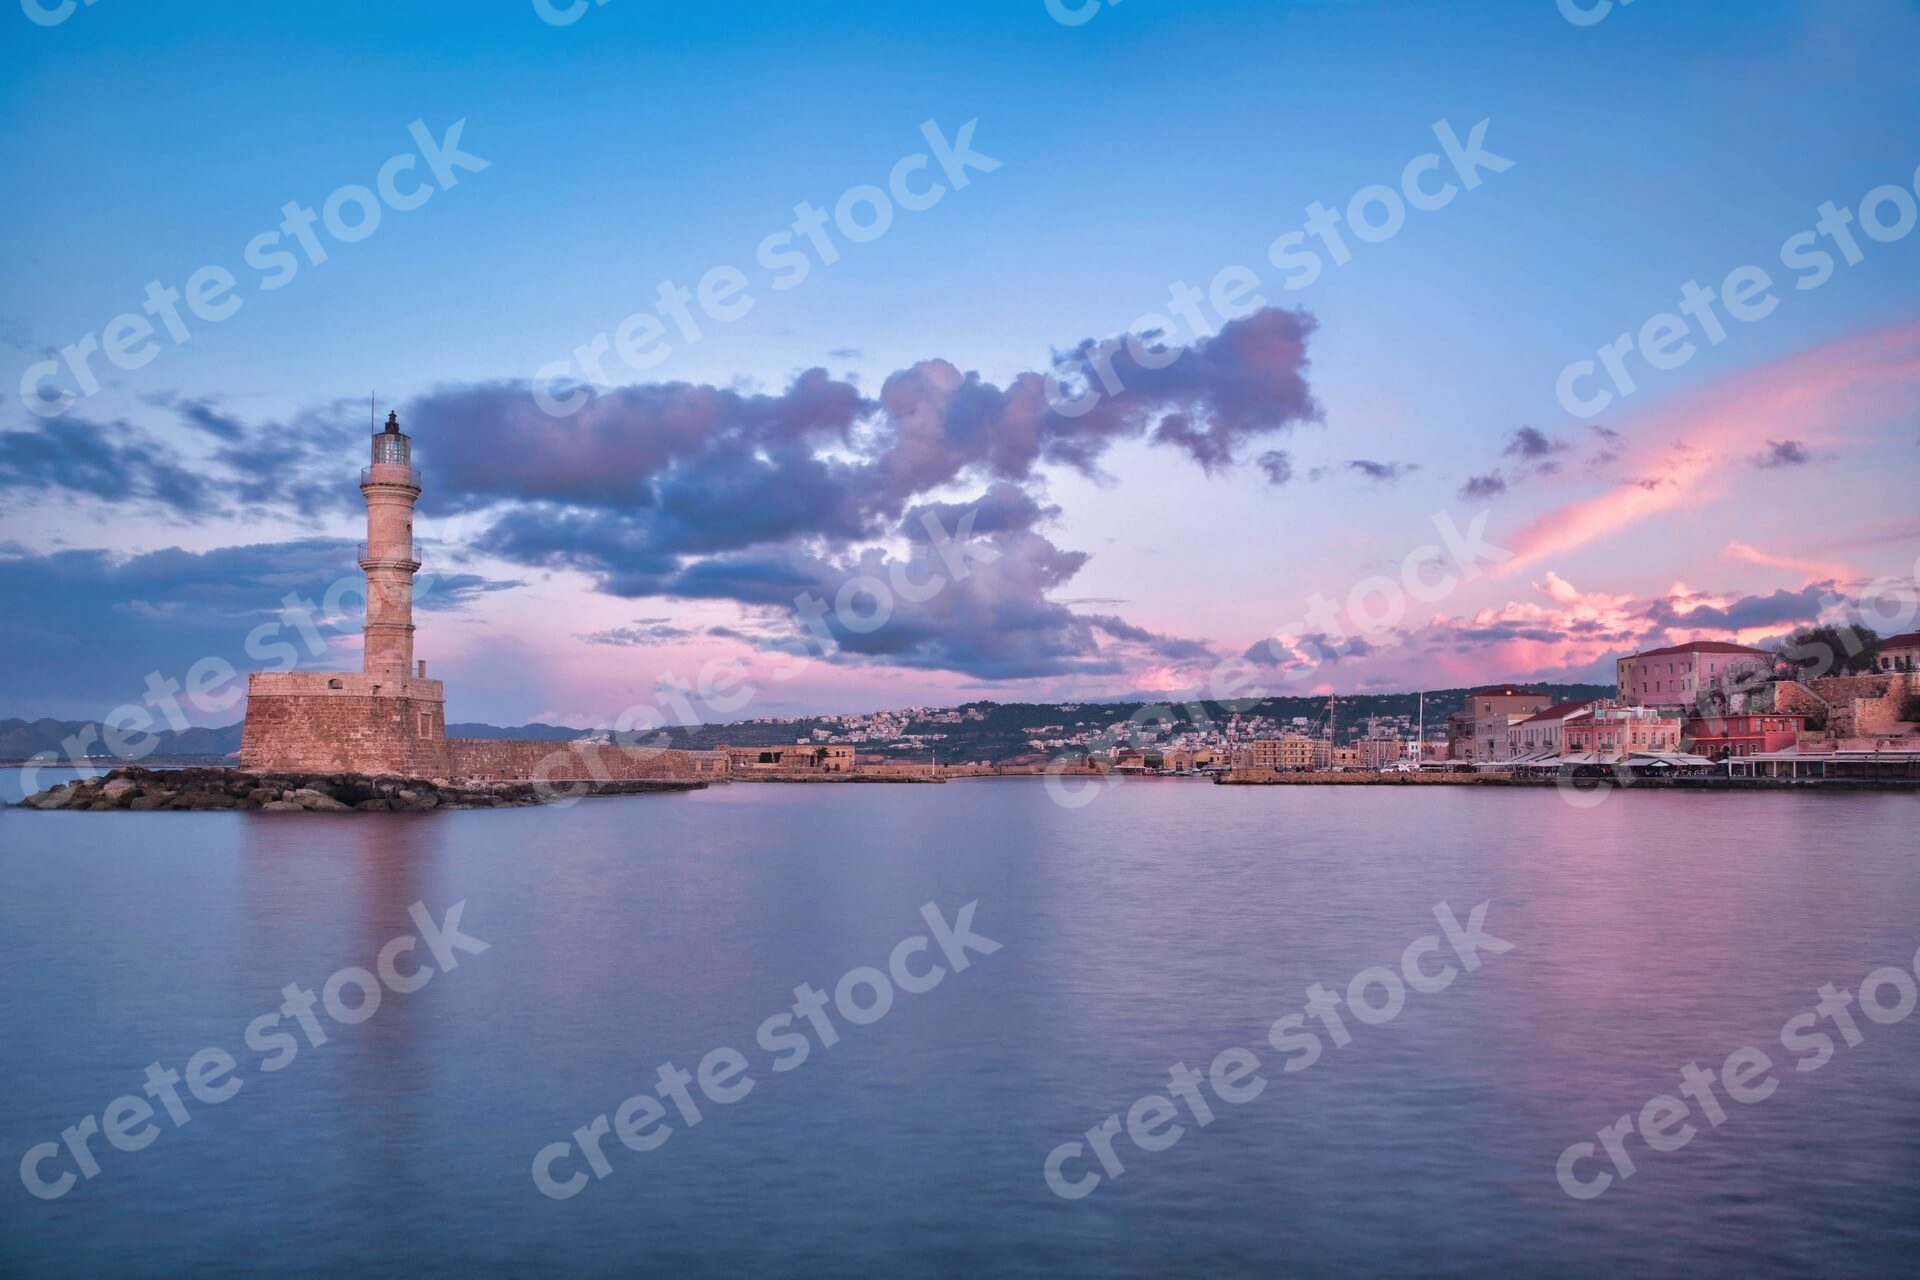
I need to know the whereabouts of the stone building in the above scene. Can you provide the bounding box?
[1237,735,1329,771]
[718,743,855,772]
[239,413,723,784]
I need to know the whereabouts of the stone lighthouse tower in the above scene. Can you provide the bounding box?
[361,411,422,681]
[238,410,450,776]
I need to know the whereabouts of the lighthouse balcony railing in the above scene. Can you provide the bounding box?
[358,542,422,566]
[360,465,422,488]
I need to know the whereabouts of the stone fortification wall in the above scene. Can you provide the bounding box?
[445,739,720,783]
[239,672,448,776]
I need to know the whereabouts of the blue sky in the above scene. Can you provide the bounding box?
[4,0,1919,725]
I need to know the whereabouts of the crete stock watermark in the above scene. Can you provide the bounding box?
[524,503,1003,799]
[1557,0,1639,26]
[532,900,998,1199]
[18,120,490,418]
[1555,161,1920,418]
[532,119,1000,418]
[1045,0,1124,26]
[18,901,489,1201]
[1046,118,1514,418]
[1553,559,1920,811]
[17,512,479,788]
[19,0,102,27]
[1556,938,1920,1201]
[1043,900,1514,1199]
[18,497,999,791]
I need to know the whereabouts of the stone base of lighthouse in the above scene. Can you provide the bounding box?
[239,671,452,777]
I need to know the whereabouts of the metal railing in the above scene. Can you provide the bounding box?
[360,465,422,488]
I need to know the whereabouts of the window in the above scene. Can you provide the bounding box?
[327,679,343,690]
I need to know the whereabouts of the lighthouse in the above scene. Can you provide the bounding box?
[236,407,724,784]
[360,411,423,681]
[238,410,450,777]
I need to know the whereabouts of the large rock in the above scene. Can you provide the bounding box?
[101,779,139,801]
[288,789,350,811]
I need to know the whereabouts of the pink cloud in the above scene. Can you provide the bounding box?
[1500,318,1920,573]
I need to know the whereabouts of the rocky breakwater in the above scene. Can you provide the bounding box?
[12,767,701,812]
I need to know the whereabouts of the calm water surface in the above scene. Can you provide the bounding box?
[2,773,1917,1277]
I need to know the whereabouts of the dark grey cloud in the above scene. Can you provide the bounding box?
[1241,632,1375,669]
[0,417,217,517]
[1454,622,1565,644]
[1306,460,1417,484]
[1257,450,1293,485]
[10,309,1320,688]
[0,539,518,717]
[1346,459,1417,484]
[1751,439,1812,469]
[507,483,1214,681]
[1504,426,1568,461]
[1641,584,1829,632]
[175,398,248,441]
[1459,472,1507,500]
[578,620,697,646]
[1587,424,1622,467]
[418,306,1319,551]
[2,399,378,523]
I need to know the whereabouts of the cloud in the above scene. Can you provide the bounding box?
[1459,472,1508,500]
[175,398,248,441]
[1587,424,1622,467]
[1503,426,1568,461]
[1499,318,1920,572]
[504,483,1215,682]
[1256,450,1293,485]
[1750,439,1812,469]
[1226,565,1891,694]
[1641,584,1832,632]
[0,539,519,717]
[578,620,697,646]
[7,310,1322,693]
[1455,426,1575,499]
[0,417,218,517]
[1344,459,1417,484]
[404,306,1321,568]
[1724,541,1853,583]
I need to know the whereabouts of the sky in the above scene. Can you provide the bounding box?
[3,0,1919,727]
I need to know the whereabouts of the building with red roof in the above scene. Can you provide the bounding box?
[1507,697,1609,761]
[1874,631,1920,673]
[1615,641,1775,709]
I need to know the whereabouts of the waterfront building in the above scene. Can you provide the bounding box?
[1450,687,1551,763]
[1562,706,1685,760]
[1683,712,1808,761]
[1506,698,1608,762]
[1617,641,1774,709]
[719,743,856,772]
[1239,735,1330,771]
